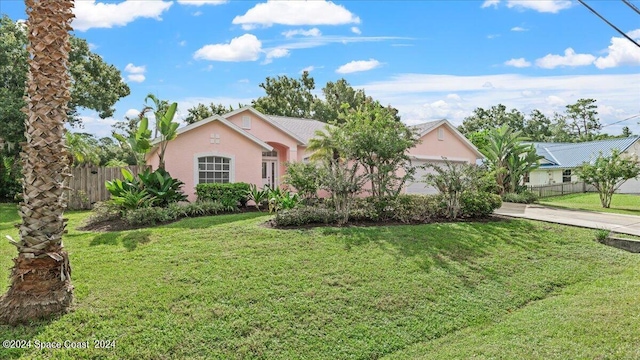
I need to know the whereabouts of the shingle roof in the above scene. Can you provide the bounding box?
[267,115,329,145]
[412,120,443,135]
[530,136,640,169]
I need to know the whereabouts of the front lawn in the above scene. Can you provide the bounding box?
[0,203,638,359]
[539,192,640,216]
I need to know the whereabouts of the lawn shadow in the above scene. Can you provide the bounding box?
[0,311,71,360]
[164,211,271,230]
[320,219,543,285]
[89,230,152,251]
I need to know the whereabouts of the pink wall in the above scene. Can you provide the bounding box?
[148,120,264,201]
[409,125,479,163]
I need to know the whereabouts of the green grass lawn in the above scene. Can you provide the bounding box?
[0,203,638,359]
[539,193,640,216]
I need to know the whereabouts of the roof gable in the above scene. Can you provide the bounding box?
[223,107,307,145]
[413,119,484,158]
[151,114,272,151]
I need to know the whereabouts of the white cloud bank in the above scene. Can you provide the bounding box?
[357,73,640,133]
[482,0,571,13]
[73,1,172,31]
[232,0,360,30]
[177,0,227,6]
[594,29,640,69]
[336,59,381,74]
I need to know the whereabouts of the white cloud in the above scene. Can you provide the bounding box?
[482,0,571,13]
[357,73,640,133]
[300,66,315,73]
[179,40,187,47]
[336,59,381,74]
[73,1,172,32]
[481,0,500,8]
[487,34,500,39]
[594,29,640,69]
[124,63,145,74]
[282,28,322,38]
[263,48,290,64]
[124,109,140,119]
[351,27,361,35]
[446,94,462,101]
[177,0,227,6]
[507,0,571,13]
[127,74,146,83]
[194,34,262,62]
[504,58,532,68]
[193,11,203,16]
[511,26,528,32]
[124,63,146,83]
[232,0,360,30]
[546,95,566,107]
[535,48,595,69]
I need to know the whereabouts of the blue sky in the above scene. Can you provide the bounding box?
[2,0,639,138]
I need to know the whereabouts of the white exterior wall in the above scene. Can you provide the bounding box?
[618,145,640,193]
[526,169,577,186]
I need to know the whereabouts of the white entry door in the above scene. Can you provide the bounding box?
[262,160,277,188]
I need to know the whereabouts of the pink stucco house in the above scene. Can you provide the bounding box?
[146,106,483,201]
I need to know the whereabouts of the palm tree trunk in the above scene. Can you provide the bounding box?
[0,0,74,325]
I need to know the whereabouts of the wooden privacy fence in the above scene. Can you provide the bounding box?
[65,165,149,210]
[528,182,596,198]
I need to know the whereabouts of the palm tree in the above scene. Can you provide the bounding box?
[0,0,75,324]
[480,125,527,195]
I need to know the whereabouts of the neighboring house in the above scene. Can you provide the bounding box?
[526,136,640,193]
[146,107,483,201]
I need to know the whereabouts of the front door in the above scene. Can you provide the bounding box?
[262,160,277,188]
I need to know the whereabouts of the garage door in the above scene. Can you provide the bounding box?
[405,160,446,195]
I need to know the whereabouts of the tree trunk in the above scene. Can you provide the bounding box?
[0,0,75,325]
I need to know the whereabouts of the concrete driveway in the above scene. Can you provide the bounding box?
[495,202,640,236]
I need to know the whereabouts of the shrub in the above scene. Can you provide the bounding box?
[137,168,187,206]
[348,198,379,222]
[86,201,120,223]
[268,187,300,213]
[502,191,538,204]
[388,194,447,223]
[109,189,157,214]
[594,229,610,243]
[125,206,173,226]
[460,191,502,218]
[196,183,250,206]
[246,184,269,211]
[274,205,338,227]
[284,162,321,201]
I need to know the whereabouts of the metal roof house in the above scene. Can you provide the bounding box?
[526,136,640,193]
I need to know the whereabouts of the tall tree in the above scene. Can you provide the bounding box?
[523,110,553,142]
[621,126,632,138]
[0,0,74,324]
[458,104,525,136]
[185,103,236,124]
[564,98,601,141]
[315,78,400,123]
[0,15,130,144]
[252,71,318,118]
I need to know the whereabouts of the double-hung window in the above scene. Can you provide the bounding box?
[198,156,230,183]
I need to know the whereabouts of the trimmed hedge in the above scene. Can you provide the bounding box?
[273,192,501,227]
[123,200,231,226]
[195,182,250,207]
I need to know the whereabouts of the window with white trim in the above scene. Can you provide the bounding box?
[437,128,444,141]
[198,156,231,184]
[242,116,251,129]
